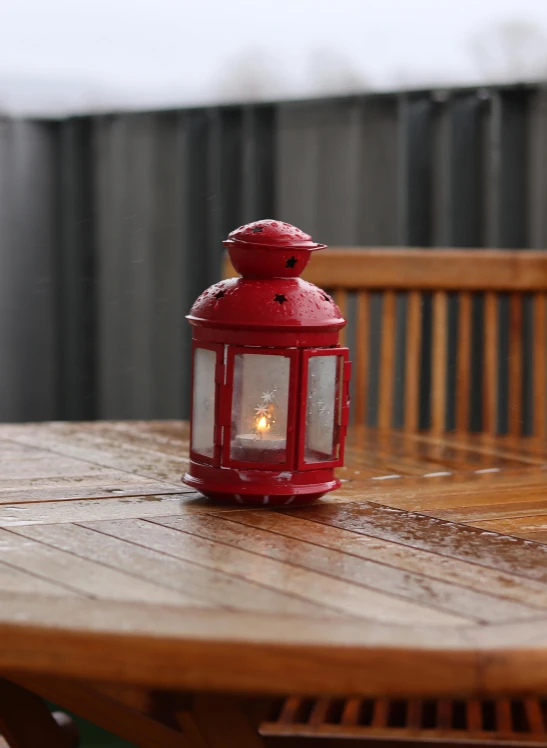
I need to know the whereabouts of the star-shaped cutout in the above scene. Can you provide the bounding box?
[261,390,276,404]
[274,294,287,304]
[214,289,225,299]
[285,256,298,268]
[254,405,268,417]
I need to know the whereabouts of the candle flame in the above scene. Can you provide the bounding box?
[257,416,268,432]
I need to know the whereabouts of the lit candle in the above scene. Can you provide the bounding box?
[256,415,269,438]
[233,408,286,460]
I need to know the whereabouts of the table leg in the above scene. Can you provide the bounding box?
[184,694,268,748]
[4,675,188,748]
[3,674,270,748]
[0,678,72,748]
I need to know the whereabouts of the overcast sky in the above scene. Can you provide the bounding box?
[1,0,547,114]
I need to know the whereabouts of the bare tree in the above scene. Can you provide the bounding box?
[469,19,547,82]
[307,47,369,96]
[213,50,287,102]
[212,46,369,104]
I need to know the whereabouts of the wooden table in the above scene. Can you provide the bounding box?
[0,421,546,747]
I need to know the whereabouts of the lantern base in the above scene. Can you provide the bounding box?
[183,461,340,507]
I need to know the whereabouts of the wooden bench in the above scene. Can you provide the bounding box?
[224,247,547,747]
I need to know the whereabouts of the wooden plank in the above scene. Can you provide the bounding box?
[287,502,547,584]
[406,700,422,730]
[216,508,547,611]
[0,558,81,598]
[404,430,546,466]
[340,698,361,726]
[534,293,546,438]
[404,291,422,432]
[483,292,499,435]
[81,517,469,625]
[341,429,450,475]
[378,291,396,430]
[153,513,540,624]
[436,699,452,729]
[9,675,189,748]
[469,514,547,543]
[13,522,334,617]
[456,291,472,432]
[0,423,188,487]
[299,249,547,291]
[466,700,482,731]
[354,290,369,426]
[496,698,512,733]
[524,698,545,733]
[0,527,201,606]
[371,699,388,728]
[0,590,484,697]
[0,494,202,528]
[0,457,116,481]
[431,291,448,434]
[438,499,547,524]
[0,479,185,505]
[277,697,302,725]
[308,698,331,726]
[509,293,524,436]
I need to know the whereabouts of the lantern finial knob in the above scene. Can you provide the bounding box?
[223,219,326,279]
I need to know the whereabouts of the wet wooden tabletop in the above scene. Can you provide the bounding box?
[0,420,547,698]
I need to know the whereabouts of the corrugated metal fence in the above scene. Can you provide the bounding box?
[1,84,547,424]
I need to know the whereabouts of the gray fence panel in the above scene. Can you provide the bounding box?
[1,84,546,425]
[241,105,276,223]
[0,120,58,422]
[148,112,188,420]
[499,89,530,249]
[56,117,96,420]
[95,112,200,420]
[449,94,485,247]
[277,98,372,245]
[528,88,547,249]
[125,113,157,419]
[313,100,362,245]
[358,96,401,245]
[277,102,321,234]
[95,115,133,419]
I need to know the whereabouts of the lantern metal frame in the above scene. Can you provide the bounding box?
[189,341,350,475]
[296,346,350,471]
[221,345,300,471]
[188,341,224,468]
[183,218,351,506]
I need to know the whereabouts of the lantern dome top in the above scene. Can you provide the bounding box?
[188,219,346,345]
[225,219,324,250]
[188,277,345,333]
[223,219,326,279]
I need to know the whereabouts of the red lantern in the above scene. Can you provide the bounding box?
[183,219,351,506]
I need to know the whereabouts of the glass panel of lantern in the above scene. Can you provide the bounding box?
[191,347,217,458]
[305,353,344,463]
[230,352,291,464]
